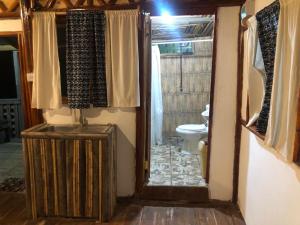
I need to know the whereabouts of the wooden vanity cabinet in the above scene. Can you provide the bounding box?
[21,124,116,222]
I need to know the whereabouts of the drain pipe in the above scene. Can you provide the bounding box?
[79,109,88,127]
[180,44,183,92]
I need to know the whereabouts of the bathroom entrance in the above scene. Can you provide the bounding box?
[148,15,215,187]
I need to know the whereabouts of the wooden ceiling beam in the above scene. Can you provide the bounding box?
[0,11,19,18]
[7,1,20,12]
[96,0,107,5]
[75,0,86,7]
[87,0,93,7]
[45,0,57,9]
[0,1,8,12]
[109,0,117,5]
[61,0,74,8]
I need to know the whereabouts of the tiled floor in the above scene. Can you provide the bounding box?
[149,144,206,186]
[0,141,24,183]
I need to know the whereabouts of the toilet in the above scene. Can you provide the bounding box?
[176,104,209,154]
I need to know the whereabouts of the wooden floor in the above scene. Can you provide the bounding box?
[0,193,246,225]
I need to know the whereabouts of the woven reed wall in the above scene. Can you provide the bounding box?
[160,41,213,138]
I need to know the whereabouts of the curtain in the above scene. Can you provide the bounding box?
[151,45,163,145]
[265,0,300,159]
[66,10,107,109]
[255,0,280,134]
[105,10,140,107]
[244,16,266,127]
[241,29,249,121]
[31,12,62,109]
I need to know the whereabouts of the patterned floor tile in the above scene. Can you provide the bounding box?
[149,144,206,187]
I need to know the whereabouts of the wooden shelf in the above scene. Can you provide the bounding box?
[241,120,265,141]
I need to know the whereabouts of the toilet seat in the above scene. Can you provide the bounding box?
[176,124,208,134]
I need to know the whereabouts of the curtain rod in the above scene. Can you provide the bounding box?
[30,3,139,14]
[241,15,253,32]
[153,38,213,45]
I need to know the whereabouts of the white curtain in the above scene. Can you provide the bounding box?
[265,0,300,159]
[244,16,266,127]
[151,45,163,145]
[31,12,62,109]
[105,10,140,107]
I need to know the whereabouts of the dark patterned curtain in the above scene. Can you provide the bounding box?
[66,10,107,109]
[255,0,280,134]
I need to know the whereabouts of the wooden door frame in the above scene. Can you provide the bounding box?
[135,3,218,203]
[0,32,43,129]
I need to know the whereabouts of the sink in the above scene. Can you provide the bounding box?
[37,125,77,133]
[76,125,110,134]
[24,124,112,136]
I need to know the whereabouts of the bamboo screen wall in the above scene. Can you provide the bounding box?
[160,41,213,138]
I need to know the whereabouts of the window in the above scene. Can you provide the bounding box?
[158,42,193,55]
[56,17,67,98]
[0,37,19,99]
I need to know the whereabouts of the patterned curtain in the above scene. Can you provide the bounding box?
[66,10,107,109]
[255,0,280,134]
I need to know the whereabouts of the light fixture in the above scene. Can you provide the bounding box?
[161,10,173,24]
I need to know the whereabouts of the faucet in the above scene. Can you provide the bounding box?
[79,109,88,127]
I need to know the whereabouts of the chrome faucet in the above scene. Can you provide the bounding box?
[79,109,88,127]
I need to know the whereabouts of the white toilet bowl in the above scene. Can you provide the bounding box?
[176,124,208,154]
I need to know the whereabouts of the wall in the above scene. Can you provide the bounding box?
[0,7,240,200]
[160,41,212,138]
[239,128,300,225]
[45,6,240,199]
[208,6,240,200]
[238,1,300,225]
[0,19,22,32]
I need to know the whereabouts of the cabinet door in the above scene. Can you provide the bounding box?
[24,138,67,218]
[24,136,116,221]
[65,139,101,219]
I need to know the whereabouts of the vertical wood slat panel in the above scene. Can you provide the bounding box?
[79,140,86,217]
[23,139,33,218]
[72,140,77,216]
[99,139,103,222]
[46,139,54,216]
[27,139,37,219]
[40,139,49,215]
[32,139,43,217]
[92,140,99,218]
[111,132,117,219]
[66,139,74,217]
[56,139,67,216]
[85,140,93,217]
[51,139,59,216]
[102,138,111,221]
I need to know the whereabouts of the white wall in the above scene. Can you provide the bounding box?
[209,6,240,200]
[0,19,22,32]
[239,128,300,225]
[238,0,300,224]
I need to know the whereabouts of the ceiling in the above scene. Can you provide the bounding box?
[151,15,215,43]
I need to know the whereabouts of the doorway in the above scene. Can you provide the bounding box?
[149,15,215,187]
[0,35,25,193]
[136,9,217,201]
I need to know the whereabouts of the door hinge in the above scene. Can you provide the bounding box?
[144,160,149,171]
